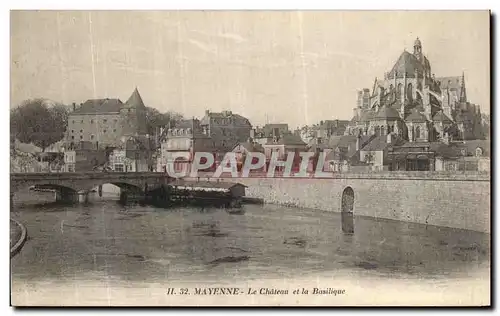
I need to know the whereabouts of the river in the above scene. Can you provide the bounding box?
[10,188,491,306]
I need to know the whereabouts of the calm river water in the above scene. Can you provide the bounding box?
[10,189,491,306]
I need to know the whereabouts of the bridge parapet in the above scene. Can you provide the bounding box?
[10,172,171,193]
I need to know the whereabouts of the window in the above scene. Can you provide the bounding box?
[81,120,84,123]
[80,135,83,140]
[71,130,74,133]
[72,120,75,124]
[91,119,94,124]
[114,164,124,172]
[103,130,107,133]
[103,119,107,123]
[415,126,421,139]
[407,83,413,101]
[114,119,118,123]
[113,129,116,132]
[67,164,75,172]
[91,135,95,140]
[71,136,75,140]
[80,129,83,133]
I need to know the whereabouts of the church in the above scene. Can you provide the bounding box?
[345,37,484,143]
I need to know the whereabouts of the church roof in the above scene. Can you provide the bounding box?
[72,98,123,115]
[373,106,401,120]
[359,110,375,122]
[124,88,146,108]
[388,51,425,78]
[405,108,427,122]
[433,111,452,122]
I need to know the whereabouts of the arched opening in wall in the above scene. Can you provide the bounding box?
[417,82,422,100]
[415,126,421,139]
[341,186,355,234]
[397,83,403,100]
[407,83,413,102]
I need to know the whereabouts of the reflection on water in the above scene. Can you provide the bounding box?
[10,190,490,287]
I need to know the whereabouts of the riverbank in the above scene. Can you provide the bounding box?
[10,218,27,258]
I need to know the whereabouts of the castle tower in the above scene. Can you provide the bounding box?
[121,87,148,136]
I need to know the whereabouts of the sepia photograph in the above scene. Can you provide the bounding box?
[9,10,491,307]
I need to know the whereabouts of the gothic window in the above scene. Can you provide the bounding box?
[407,83,413,102]
[475,147,483,157]
[397,83,403,99]
[415,126,421,139]
[416,82,422,100]
[381,126,385,136]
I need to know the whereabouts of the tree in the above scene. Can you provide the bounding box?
[10,99,69,152]
[145,106,184,135]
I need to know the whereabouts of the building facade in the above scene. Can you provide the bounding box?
[199,110,252,151]
[345,37,484,143]
[65,88,148,150]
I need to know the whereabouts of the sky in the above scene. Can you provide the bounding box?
[10,11,490,128]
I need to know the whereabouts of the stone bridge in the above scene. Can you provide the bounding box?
[10,172,170,203]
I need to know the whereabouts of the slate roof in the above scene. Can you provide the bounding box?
[388,51,429,78]
[265,133,306,146]
[433,111,453,122]
[124,88,146,108]
[359,110,375,122]
[72,98,123,115]
[428,142,464,159]
[233,142,264,153]
[200,111,251,126]
[360,134,405,152]
[461,140,490,157]
[373,106,401,120]
[405,108,427,122]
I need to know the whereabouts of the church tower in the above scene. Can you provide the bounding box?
[413,37,423,62]
[460,71,467,102]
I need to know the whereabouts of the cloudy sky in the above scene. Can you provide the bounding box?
[10,11,489,128]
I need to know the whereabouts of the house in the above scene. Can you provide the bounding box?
[263,133,307,172]
[231,141,265,172]
[200,110,252,152]
[323,134,376,172]
[316,120,349,138]
[252,123,289,146]
[108,135,156,172]
[359,133,405,171]
[63,141,108,172]
[158,118,214,173]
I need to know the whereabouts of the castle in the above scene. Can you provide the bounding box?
[345,37,484,142]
